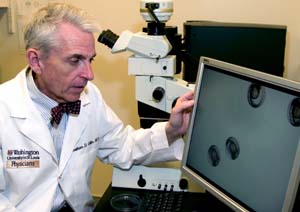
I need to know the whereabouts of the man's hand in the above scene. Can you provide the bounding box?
[165,90,194,144]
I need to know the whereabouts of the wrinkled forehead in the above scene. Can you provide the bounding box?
[54,22,96,56]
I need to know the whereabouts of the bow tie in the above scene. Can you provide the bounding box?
[51,100,81,125]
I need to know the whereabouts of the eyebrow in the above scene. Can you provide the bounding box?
[69,53,97,60]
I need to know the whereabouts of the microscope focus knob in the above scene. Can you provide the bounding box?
[152,87,165,102]
[179,178,188,190]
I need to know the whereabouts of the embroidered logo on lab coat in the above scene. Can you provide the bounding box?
[73,137,100,152]
[6,149,40,168]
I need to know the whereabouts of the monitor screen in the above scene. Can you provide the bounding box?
[182,21,287,83]
[181,57,300,212]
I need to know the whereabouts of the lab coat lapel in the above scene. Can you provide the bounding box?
[59,93,90,172]
[9,69,58,161]
[17,116,57,161]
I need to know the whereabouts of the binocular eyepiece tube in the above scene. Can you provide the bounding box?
[98,29,119,49]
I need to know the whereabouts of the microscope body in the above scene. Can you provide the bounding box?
[98,0,195,192]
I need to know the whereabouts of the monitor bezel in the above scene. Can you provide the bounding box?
[181,56,300,212]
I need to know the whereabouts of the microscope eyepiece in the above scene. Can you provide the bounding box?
[98,29,119,49]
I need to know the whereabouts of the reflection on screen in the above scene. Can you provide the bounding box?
[186,65,300,211]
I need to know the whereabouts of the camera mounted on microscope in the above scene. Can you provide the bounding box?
[140,0,173,35]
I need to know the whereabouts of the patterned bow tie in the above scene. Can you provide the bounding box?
[51,100,81,125]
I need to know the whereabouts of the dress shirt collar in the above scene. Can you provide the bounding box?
[26,68,58,125]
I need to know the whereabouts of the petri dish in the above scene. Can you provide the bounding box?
[110,193,141,212]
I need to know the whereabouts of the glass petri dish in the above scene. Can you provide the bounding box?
[110,193,141,212]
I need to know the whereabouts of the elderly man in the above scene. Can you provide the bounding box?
[0,3,194,212]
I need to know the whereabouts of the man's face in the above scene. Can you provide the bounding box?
[35,22,96,103]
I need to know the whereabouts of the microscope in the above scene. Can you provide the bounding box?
[98,0,194,192]
[98,0,193,114]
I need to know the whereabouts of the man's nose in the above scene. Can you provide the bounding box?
[82,63,94,80]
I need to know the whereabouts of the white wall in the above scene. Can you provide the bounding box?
[1,0,300,197]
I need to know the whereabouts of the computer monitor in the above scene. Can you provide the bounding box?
[182,21,287,83]
[181,57,300,212]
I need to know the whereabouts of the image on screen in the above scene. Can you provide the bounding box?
[183,58,300,212]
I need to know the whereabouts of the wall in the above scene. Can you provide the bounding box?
[1,0,300,197]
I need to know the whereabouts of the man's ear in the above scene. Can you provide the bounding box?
[26,48,43,74]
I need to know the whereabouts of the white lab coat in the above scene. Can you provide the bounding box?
[0,68,184,212]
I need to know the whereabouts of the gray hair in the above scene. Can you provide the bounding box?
[24,3,100,56]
